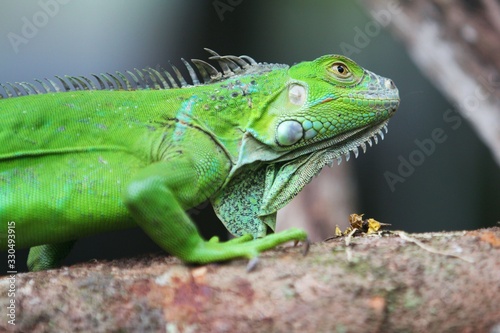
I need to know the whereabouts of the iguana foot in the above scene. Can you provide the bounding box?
[183,227,307,264]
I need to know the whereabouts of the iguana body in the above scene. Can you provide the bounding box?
[0,50,399,271]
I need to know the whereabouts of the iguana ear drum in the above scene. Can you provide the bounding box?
[288,84,306,106]
[276,120,303,146]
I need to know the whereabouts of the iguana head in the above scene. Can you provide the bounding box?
[245,54,399,162]
[232,54,400,217]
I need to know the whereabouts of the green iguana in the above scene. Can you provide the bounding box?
[0,49,399,271]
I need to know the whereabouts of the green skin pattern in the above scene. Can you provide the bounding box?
[0,52,399,271]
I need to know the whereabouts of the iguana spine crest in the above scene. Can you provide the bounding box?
[0,48,281,99]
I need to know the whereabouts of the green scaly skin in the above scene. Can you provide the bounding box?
[0,50,399,271]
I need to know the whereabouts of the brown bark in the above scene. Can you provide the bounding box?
[1,227,499,333]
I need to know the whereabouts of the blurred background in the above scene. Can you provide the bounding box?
[1,0,498,272]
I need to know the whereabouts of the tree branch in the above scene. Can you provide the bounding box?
[2,227,499,332]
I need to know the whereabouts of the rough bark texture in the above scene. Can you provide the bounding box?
[1,227,499,333]
[359,0,500,165]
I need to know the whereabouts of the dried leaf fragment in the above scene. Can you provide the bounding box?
[347,213,392,235]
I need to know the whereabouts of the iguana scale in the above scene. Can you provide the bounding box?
[0,49,399,271]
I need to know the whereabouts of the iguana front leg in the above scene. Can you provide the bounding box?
[123,154,306,264]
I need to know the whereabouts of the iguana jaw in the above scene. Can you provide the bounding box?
[237,119,391,216]
[235,119,390,172]
[278,118,390,165]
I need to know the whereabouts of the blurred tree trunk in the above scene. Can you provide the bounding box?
[359,0,500,165]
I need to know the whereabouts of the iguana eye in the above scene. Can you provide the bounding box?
[331,62,351,79]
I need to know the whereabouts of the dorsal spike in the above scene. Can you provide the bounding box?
[239,55,258,65]
[24,82,43,94]
[78,76,98,90]
[91,74,106,90]
[55,76,71,92]
[125,70,141,89]
[223,55,250,69]
[0,83,14,97]
[45,78,61,92]
[160,67,179,88]
[191,59,221,82]
[70,76,89,90]
[143,68,161,90]
[16,82,35,95]
[147,68,169,89]
[205,49,234,76]
[99,73,115,89]
[220,56,241,72]
[181,58,200,85]
[209,55,234,76]
[34,79,51,93]
[107,73,124,90]
[115,71,133,90]
[65,76,81,90]
[373,135,379,145]
[133,68,150,89]
[170,62,188,87]
[8,83,24,96]
[204,48,220,57]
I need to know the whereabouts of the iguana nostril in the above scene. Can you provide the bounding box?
[385,79,396,90]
